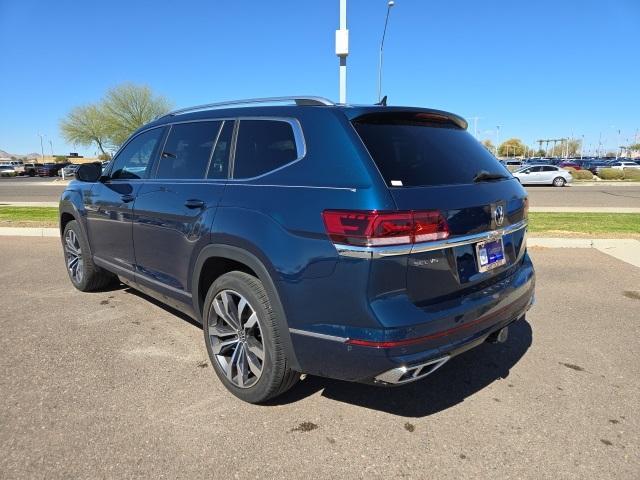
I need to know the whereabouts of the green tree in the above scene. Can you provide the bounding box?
[102,83,172,146]
[481,139,495,152]
[54,155,68,163]
[550,138,581,157]
[629,143,640,151]
[60,83,172,152]
[498,138,525,157]
[60,104,111,156]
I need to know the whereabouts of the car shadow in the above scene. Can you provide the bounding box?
[107,281,532,417]
[270,319,533,417]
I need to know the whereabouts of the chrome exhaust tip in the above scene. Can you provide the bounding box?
[374,356,450,385]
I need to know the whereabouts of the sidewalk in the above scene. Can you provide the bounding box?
[529,206,640,213]
[528,237,640,268]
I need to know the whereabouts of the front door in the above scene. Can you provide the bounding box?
[85,126,166,277]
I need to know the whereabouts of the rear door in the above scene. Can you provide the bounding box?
[352,112,528,306]
[131,119,233,302]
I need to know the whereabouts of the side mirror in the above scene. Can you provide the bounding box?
[76,163,102,182]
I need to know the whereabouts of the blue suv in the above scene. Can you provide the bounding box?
[59,96,535,403]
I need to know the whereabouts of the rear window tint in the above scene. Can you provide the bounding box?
[353,113,508,187]
[233,120,298,179]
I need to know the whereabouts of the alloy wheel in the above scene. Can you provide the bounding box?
[64,229,83,284]
[207,290,265,388]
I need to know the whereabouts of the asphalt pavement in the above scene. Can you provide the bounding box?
[0,237,638,479]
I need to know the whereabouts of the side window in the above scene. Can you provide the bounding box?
[529,166,542,172]
[542,166,557,172]
[110,128,164,180]
[207,120,234,179]
[233,120,299,179]
[156,121,221,179]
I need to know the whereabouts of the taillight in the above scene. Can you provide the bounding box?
[322,210,449,247]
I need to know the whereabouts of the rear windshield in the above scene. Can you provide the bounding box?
[353,113,507,187]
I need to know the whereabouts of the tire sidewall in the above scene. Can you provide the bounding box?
[553,177,565,187]
[203,272,281,403]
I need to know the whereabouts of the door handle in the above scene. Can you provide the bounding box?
[184,199,205,209]
[121,194,135,203]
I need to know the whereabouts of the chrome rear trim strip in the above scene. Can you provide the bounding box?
[334,219,528,258]
[289,328,348,343]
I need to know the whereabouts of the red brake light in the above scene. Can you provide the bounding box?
[322,210,449,247]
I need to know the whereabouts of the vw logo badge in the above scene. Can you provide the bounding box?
[494,205,505,226]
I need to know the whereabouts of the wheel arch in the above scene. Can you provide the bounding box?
[192,244,300,371]
[59,198,93,257]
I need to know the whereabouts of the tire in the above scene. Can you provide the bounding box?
[552,176,566,187]
[203,271,299,403]
[62,220,116,291]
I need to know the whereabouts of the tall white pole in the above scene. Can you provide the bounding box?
[377,1,394,102]
[336,0,348,104]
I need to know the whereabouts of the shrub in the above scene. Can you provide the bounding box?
[598,168,624,180]
[571,169,593,180]
[563,166,577,172]
[623,168,640,180]
[54,155,68,163]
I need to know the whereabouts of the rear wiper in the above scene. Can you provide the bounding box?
[473,170,509,182]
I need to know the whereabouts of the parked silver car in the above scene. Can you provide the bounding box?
[512,165,573,187]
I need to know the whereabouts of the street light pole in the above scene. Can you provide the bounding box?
[336,0,349,104]
[38,133,45,163]
[377,1,395,102]
[495,125,501,157]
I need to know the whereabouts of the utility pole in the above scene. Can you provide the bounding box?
[377,1,395,102]
[469,116,481,138]
[38,133,45,163]
[49,139,54,157]
[336,0,349,104]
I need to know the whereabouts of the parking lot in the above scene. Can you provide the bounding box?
[1,237,638,479]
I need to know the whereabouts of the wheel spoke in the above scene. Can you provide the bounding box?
[214,296,239,330]
[212,337,239,355]
[244,312,258,330]
[227,342,242,381]
[246,349,262,377]
[246,336,264,361]
[209,322,236,338]
[235,344,248,387]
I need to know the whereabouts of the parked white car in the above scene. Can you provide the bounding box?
[512,165,573,187]
[608,161,640,170]
[0,160,25,175]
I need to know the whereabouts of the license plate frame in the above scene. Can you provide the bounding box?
[475,237,506,272]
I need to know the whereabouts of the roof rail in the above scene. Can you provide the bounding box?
[164,96,335,117]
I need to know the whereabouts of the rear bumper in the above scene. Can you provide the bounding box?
[289,253,535,383]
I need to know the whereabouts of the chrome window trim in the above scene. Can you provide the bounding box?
[229,117,307,181]
[333,219,528,259]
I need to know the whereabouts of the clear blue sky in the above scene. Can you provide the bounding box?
[1,0,638,157]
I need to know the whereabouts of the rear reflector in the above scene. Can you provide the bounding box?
[322,210,449,247]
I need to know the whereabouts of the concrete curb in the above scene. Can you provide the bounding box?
[0,202,59,207]
[0,227,59,237]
